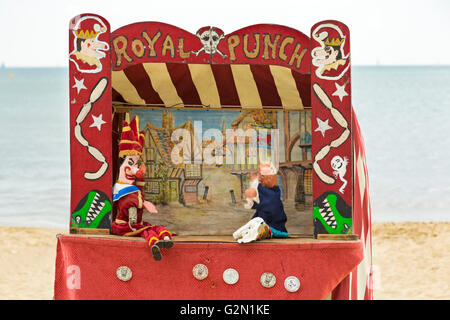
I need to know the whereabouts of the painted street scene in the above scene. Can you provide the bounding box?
[132,108,313,235]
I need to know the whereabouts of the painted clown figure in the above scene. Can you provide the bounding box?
[233,163,289,244]
[311,23,350,80]
[69,16,109,73]
[111,116,174,261]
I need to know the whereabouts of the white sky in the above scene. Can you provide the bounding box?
[0,0,449,67]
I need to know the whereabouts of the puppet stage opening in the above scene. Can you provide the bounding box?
[112,107,313,235]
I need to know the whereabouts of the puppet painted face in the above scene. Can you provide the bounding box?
[258,164,278,189]
[118,155,141,184]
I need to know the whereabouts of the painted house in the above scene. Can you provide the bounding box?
[278,110,313,205]
[224,110,277,198]
[176,120,203,205]
[142,110,203,205]
[221,110,313,204]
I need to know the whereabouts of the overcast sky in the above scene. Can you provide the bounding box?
[0,0,449,67]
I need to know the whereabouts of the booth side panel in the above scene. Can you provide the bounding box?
[68,14,113,232]
[310,21,352,236]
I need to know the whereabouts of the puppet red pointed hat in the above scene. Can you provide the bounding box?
[73,17,107,39]
[118,116,145,157]
[313,25,344,47]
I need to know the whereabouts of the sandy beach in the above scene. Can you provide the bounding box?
[0,222,448,300]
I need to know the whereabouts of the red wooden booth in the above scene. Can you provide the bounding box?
[54,14,373,300]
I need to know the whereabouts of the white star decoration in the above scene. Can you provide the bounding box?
[90,114,106,131]
[314,117,332,137]
[332,83,348,102]
[72,77,87,94]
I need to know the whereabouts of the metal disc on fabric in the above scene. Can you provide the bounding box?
[284,276,301,292]
[223,268,239,285]
[116,266,132,282]
[260,272,276,288]
[193,264,208,280]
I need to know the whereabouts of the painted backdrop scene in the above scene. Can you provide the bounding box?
[123,108,313,235]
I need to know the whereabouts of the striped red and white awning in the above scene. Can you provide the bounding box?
[332,107,373,300]
[112,62,310,110]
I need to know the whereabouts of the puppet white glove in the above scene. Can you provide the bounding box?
[244,178,260,209]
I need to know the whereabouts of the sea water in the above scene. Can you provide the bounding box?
[353,66,450,222]
[0,66,448,228]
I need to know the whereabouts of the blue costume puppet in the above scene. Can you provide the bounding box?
[234,163,289,243]
[251,183,288,235]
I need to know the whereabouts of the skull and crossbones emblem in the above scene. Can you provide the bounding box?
[191,26,227,58]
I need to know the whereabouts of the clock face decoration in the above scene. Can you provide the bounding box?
[193,264,209,280]
[260,272,276,288]
[284,276,301,292]
[116,266,132,282]
[223,268,239,285]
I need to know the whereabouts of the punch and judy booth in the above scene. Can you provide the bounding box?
[54,13,373,300]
